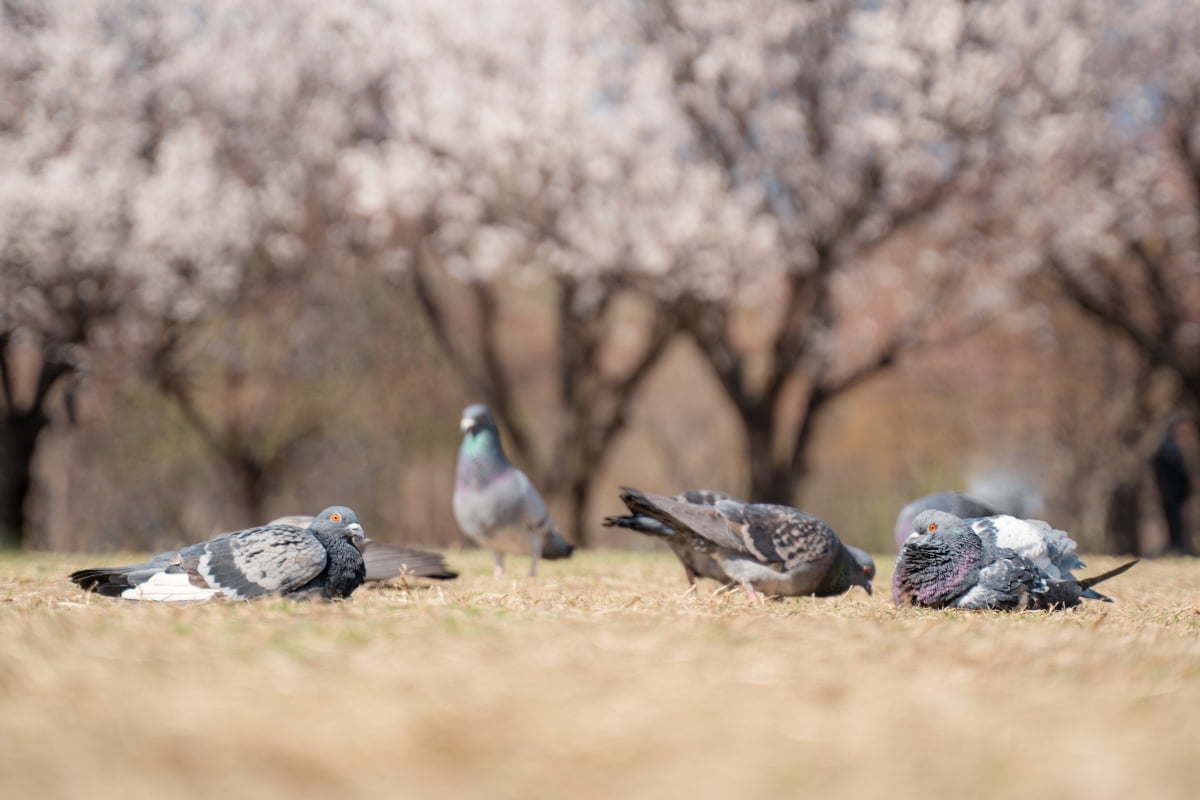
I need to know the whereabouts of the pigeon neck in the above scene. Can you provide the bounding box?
[306,528,367,599]
[896,531,982,607]
[458,428,510,484]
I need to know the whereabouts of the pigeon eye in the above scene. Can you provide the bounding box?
[330,512,342,522]
[928,523,938,532]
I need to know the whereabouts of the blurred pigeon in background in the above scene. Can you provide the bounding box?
[69,506,368,602]
[894,509,1137,611]
[269,515,458,582]
[603,489,735,587]
[893,491,1000,552]
[454,404,574,576]
[614,487,874,603]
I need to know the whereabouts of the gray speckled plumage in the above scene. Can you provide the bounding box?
[603,489,735,587]
[453,404,574,576]
[615,487,874,603]
[894,509,1137,611]
[270,515,458,582]
[69,506,368,602]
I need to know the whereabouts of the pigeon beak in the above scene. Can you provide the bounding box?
[460,417,475,434]
[346,522,365,542]
[862,582,873,596]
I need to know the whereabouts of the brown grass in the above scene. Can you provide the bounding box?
[2,550,1199,800]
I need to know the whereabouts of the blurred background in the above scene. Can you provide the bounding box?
[1,0,1197,556]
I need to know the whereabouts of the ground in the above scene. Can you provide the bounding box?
[2,549,1198,800]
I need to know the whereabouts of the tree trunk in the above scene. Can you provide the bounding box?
[565,473,590,548]
[0,410,49,549]
[744,409,793,505]
[1105,477,1142,556]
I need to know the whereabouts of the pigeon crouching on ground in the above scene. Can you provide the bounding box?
[892,491,1000,552]
[69,506,368,602]
[614,487,874,604]
[453,403,574,576]
[893,509,1138,611]
[269,515,458,582]
[604,489,736,587]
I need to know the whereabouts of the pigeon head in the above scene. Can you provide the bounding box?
[460,404,498,436]
[845,545,875,594]
[909,509,969,543]
[309,506,366,543]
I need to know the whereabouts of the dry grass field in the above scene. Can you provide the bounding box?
[2,549,1199,800]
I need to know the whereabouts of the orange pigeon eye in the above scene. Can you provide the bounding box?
[928,522,938,532]
[330,512,342,522]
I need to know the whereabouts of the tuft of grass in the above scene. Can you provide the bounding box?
[2,550,1199,799]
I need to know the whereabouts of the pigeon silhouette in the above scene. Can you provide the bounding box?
[615,487,874,603]
[894,509,1137,611]
[453,404,574,576]
[69,506,368,602]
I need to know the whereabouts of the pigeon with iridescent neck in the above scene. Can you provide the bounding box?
[894,509,1137,611]
[453,404,574,576]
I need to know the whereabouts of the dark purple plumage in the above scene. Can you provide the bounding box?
[894,510,1138,611]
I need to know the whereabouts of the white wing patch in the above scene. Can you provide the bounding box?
[121,571,223,602]
[978,515,1056,576]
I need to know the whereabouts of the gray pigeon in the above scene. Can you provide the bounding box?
[604,489,736,587]
[615,487,874,603]
[269,515,458,582]
[453,404,574,576]
[893,491,1000,552]
[69,506,368,602]
[893,509,1138,611]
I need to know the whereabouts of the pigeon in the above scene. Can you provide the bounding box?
[893,491,1000,552]
[453,403,574,576]
[614,487,874,603]
[893,509,1138,611]
[69,506,368,602]
[269,515,458,582]
[603,489,736,587]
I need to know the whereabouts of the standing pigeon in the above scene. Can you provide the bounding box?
[893,491,1000,552]
[603,489,735,587]
[453,404,574,576]
[893,509,1138,611]
[69,506,368,602]
[615,487,874,603]
[269,515,458,582]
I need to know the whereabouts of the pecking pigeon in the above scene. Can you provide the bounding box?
[69,506,368,602]
[893,509,1138,611]
[614,487,874,603]
[603,489,736,587]
[269,515,458,582]
[893,491,1000,552]
[453,404,574,576]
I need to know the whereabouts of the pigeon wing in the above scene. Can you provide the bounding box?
[184,526,328,599]
[715,500,839,570]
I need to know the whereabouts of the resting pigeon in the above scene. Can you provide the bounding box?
[893,509,1138,611]
[603,489,735,587]
[454,404,574,576]
[69,506,368,602]
[269,515,458,582]
[893,491,1000,552]
[615,487,874,603]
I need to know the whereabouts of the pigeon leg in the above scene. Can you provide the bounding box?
[492,552,506,577]
[744,583,765,606]
[528,536,542,578]
[683,565,697,586]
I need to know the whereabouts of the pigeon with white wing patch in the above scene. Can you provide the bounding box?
[894,509,1137,611]
[69,506,368,602]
